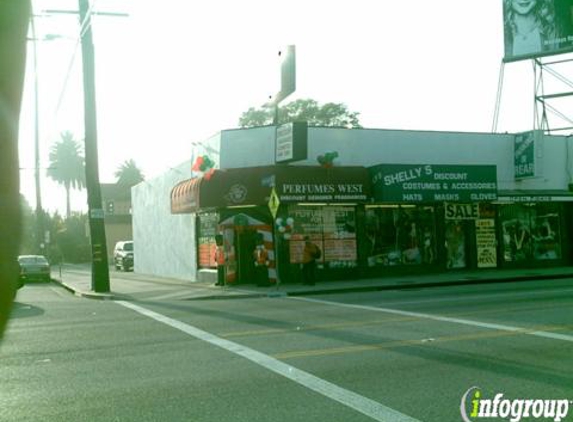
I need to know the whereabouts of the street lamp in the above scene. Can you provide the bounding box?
[28,11,68,255]
[29,15,45,255]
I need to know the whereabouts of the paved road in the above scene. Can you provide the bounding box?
[2,278,573,421]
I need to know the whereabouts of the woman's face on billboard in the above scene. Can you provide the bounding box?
[511,0,537,15]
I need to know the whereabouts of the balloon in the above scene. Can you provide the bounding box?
[276,218,283,226]
[317,151,340,168]
[286,217,294,226]
[204,168,215,180]
[192,156,204,171]
[278,226,286,233]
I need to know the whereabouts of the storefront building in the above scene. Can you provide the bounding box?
[364,163,499,273]
[364,164,572,275]
[133,126,573,282]
[170,165,371,284]
[495,192,572,268]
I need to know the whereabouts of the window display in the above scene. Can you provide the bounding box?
[365,206,436,267]
[500,203,562,262]
[288,205,358,268]
[197,213,219,268]
[475,218,497,268]
[445,220,467,269]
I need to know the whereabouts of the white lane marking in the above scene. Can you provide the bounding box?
[375,287,573,307]
[115,300,421,422]
[145,290,201,301]
[291,297,573,343]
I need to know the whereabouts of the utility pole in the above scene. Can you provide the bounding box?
[37,2,126,291]
[78,0,109,292]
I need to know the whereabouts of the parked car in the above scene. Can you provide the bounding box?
[18,255,51,284]
[114,241,134,271]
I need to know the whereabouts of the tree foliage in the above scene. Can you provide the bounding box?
[47,131,85,218]
[18,205,91,263]
[19,195,36,254]
[238,98,362,128]
[114,159,145,187]
[53,213,91,263]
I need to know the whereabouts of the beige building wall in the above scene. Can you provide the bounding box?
[104,221,133,260]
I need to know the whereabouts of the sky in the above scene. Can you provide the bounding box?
[18,0,573,215]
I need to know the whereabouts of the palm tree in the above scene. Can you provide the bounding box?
[114,159,145,187]
[47,131,86,218]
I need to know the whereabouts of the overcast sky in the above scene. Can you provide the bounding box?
[18,0,573,215]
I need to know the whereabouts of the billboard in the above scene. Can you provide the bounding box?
[503,0,573,62]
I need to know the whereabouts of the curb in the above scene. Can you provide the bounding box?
[184,293,268,301]
[284,272,573,297]
[53,278,265,301]
[53,279,116,300]
[51,271,573,301]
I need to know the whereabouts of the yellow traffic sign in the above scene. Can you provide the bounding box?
[268,187,280,219]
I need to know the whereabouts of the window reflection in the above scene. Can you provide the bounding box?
[365,206,436,267]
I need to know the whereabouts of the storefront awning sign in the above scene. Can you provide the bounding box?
[171,166,372,214]
[276,166,370,203]
[171,178,201,214]
[370,164,497,203]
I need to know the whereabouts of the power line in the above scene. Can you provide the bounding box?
[53,0,98,116]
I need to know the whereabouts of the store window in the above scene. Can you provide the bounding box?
[287,205,358,269]
[445,220,467,269]
[197,212,219,268]
[499,203,562,262]
[365,205,437,267]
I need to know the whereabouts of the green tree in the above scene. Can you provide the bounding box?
[114,159,145,187]
[54,213,91,263]
[47,131,86,218]
[238,98,362,128]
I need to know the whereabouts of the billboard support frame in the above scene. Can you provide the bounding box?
[493,57,573,136]
[492,60,506,133]
[534,57,573,135]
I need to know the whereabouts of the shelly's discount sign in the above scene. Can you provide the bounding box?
[370,164,497,203]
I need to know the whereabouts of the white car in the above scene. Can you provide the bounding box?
[114,241,134,271]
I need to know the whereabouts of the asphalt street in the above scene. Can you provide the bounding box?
[2,278,572,422]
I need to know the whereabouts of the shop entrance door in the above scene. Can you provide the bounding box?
[235,227,257,284]
[445,220,470,269]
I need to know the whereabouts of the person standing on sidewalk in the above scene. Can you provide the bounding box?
[301,236,321,286]
[253,240,270,287]
[214,235,226,286]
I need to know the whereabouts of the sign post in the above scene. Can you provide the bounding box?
[268,187,281,288]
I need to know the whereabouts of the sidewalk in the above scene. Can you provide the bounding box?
[51,264,573,301]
